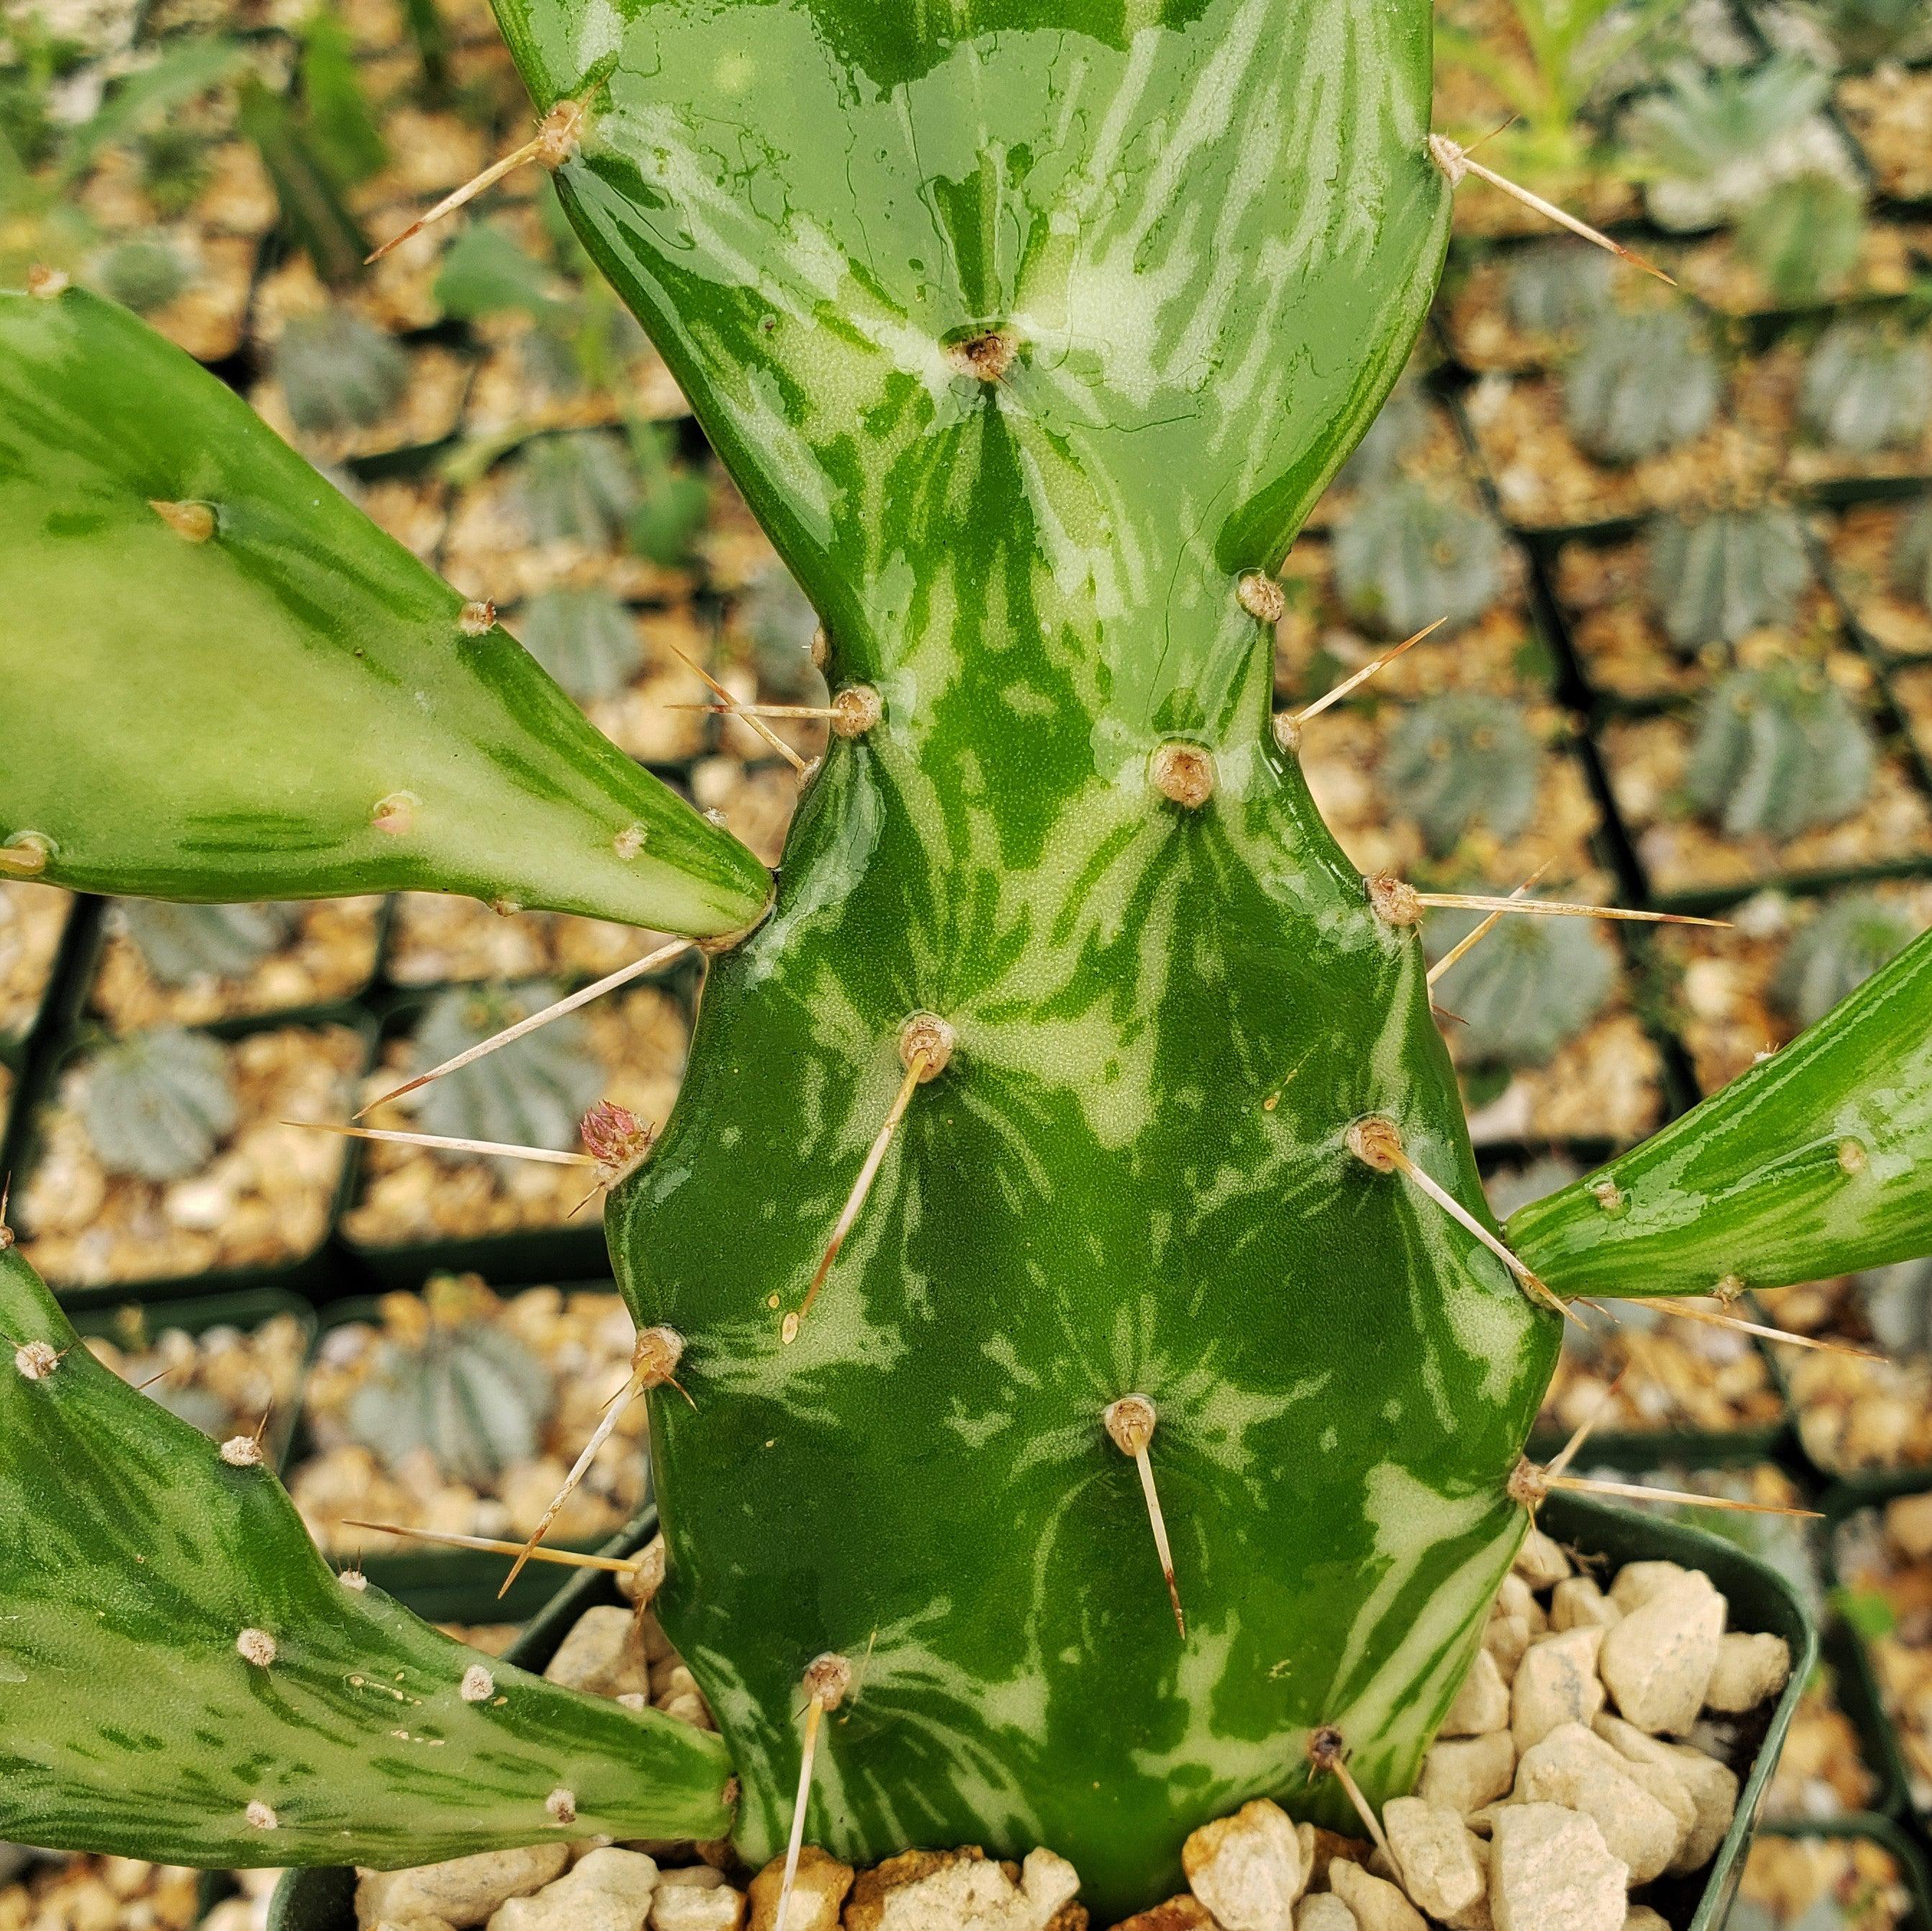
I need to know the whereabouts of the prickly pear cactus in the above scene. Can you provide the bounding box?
[117,900,292,988]
[1384,694,1541,856]
[78,1026,238,1182]
[1687,666,1877,841]
[515,586,643,704]
[1897,497,1932,611]
[1428,906,1616,1067]
[1503,240,1610,339]
[1646,504,1814,650]
[1801,322,1932,455]
[345,1292,556,1488]
[1774,891,1920,1028]
[1332,484,1505,636]
[274,309,410,437]
[1564,309,1721,463]
[412,982,604,1156]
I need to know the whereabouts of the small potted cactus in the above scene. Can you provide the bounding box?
[9,4,1932,1923]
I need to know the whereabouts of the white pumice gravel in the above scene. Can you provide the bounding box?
[1181,1799,1306,1930]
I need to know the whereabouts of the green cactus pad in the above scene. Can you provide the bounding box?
[411,982,606,1155]
[1801,322,1932,454]
[1774,891,1920,1030]
[1646,505,1814,651]
[1384,694,1542,857]
[1511,923,1932,1298]
[79,1028,239,1183]
[1332,485,1506,638]
[1426,905,1616,1067]
[0,1244,734,1862]
[1563,309,1721,463]
[0,287,769,936]
[118,901,293,989]
[1685,665,1876,841]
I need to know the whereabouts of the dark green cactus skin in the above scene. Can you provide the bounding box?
[1564,309,1721,463]
[1685,666,1877,841]
[1646,505,1815,651]
[482,0,1570,1909]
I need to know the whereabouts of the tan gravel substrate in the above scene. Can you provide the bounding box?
[1554,536,1846,706]
[1440,257,1599,374]
[87,897,383,1031]
[290,1277,648,1555]
[343,986,686,1246]
[1737,1832,1915,1927]
[689,757,808,872]
[1833,1495,1932,1813]
[1458,1008,1665,1149]
[17,1023,363,1290]
[464,324,691,438]
[1669,222,1932,319]
[1826,501,1932,660]
[0,882,70,1042]
[0,1856,202,1931]
[387,894,655,987]
[1838,67,1932,201]
[1539,1313,1783,1438]
[248,341,473,465]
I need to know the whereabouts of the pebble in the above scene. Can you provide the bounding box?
[1108,1899,1214,1931]
[1592,1717,1739,1873]
[488,1850,660,1931]
[1623,1912,1669,1931]
[1549,1579,1619,1633]
[1599,1574,1726,1735]
[1440,1651,1511,1737]
[843,1848,1082,1931]
[1511,1725,1685,1884]
[1510,1628,1606,1751]
[1703,1632,1791,1714]
[1295,1899,1358,1931]
[1381,1799,1484,1922]
[650,1867,745,1931]
[1324,1862,1423,1931]
[1418,1734,1516,1816]
[747,1848,853,1931]
[1608,1563,1686,1615]
[1487,1804,1628,1931]
[1513,1530,1571,1591]
[356,1847,570,1929]
[542,1604,652,1699]
[1183,1799,1305,1930]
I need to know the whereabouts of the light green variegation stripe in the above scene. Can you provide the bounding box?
[0,289,769,936]
[0,1246,734,1863]
[1511,928,1932,1300]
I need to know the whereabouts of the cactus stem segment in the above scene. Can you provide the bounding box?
[775,1655,855,1931]
[1426,862,1553,988]
[457,599,497,636]
[291,1120,601,1167]
[1103,1395,1186,1638]
[1413,892,1728,931]
[1350,1117,1570,1318]
[496,1328,686,1597]
[366,99,586,264]
[1237,572,1287,624]
[1641,1296,1883,1361]
[665,636,809,772]
[147,499,216,544]
[25,264,69,298]
[357,940,695,1117]
[788,1020,953,1342]
[344,1518,657,1577]
[1426,134,1675,288]
[1150,743,1216,810]
[1307,1727,1391,1861]
[1290,616,1448,731]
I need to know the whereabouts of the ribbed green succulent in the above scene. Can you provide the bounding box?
[77,1027,238,1183]
[274,310,410,438]
[1564,309,1721,463]
[93,238,191,315]
[1774,891,1920,1028]
[1429,904,1616,1067]
[511,429,637,547]
[411,982,605,1157]
[12,5,1932,1917]
[514,586,643,705]
[1736,173,1864,311]
[1801,322,1932,455]
[1384,693,1541,856]
[1503,240,1611,338]
[1332,483,1505,636]
[117,901,292,988]
[1687,666,1878,840]
[343,1298,557,1489]
[740,564,829,703]
[626,424,711,567]
[1897,496,1932,611]
[1646,505,1815,650]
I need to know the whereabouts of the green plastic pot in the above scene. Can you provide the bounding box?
[267,1492,1815,1931]
[1749,1814,1932,1930]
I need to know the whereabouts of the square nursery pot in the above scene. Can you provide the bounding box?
[1745,1815,1932,1930]
[267,1493,1815,1931]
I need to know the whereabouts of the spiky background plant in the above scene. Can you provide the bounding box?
[6,1,1932,1917]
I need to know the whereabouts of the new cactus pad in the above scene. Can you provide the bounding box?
[7,2,1932,1918]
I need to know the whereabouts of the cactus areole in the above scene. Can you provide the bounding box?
[11,1,1932,1922]
[508,0,1518,1904]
